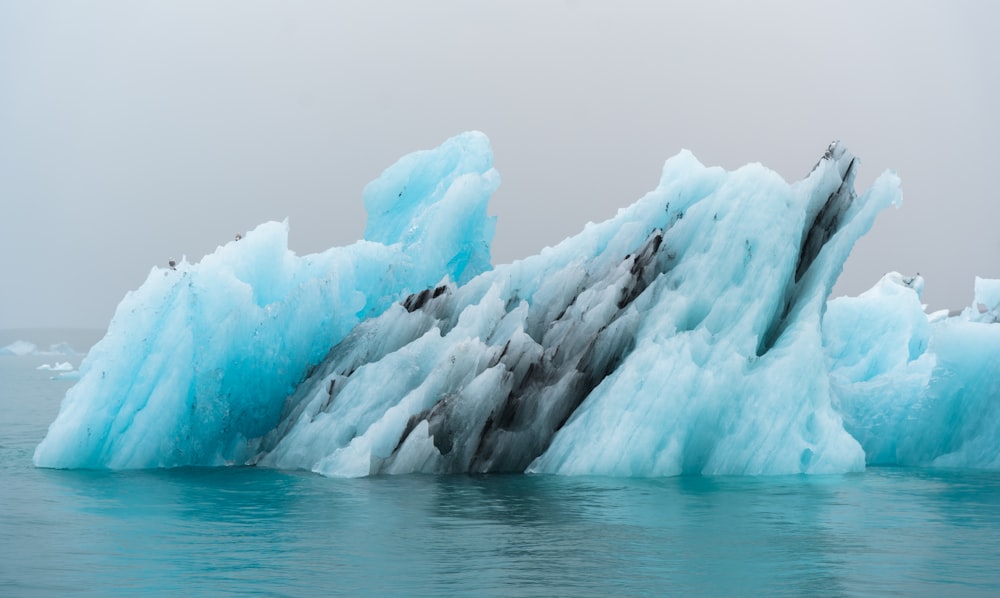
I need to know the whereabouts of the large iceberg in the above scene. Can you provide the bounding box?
[34,133,1000,477]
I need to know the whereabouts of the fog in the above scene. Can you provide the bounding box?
[2,1,997,329]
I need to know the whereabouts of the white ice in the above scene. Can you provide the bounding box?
[2,341,37,356]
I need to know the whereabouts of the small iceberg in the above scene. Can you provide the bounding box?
[1,340,37,356]
[2,340,85,357]
[50,370,82,381]
[37,362,75,372]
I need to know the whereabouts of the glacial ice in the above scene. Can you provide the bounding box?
[1,341,81,356]
[34,132,497,469]
[34,133,1000,477]
[1,341,37,356]
[36,362,75,372]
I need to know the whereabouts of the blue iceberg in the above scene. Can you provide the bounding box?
[34,133,1000,477]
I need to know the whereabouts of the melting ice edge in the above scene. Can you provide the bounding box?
[34,132,1000,476]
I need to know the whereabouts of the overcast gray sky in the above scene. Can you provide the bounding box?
[1,1,998,330]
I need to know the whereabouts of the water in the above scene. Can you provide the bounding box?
[4,339,1000,596]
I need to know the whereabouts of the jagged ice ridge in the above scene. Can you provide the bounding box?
[34,132,1000,476]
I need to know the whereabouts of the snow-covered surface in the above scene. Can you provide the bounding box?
[34,133,1000,476]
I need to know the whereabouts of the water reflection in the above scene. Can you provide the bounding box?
[7,364,1000,598]
[4,465,993,595]
[5,464,1000,596]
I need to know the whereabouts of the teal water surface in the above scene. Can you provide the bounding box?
[3,350,1000,596]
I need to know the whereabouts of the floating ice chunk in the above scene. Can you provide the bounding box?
[967,277,1000,323]
[37,362,75,371]
[51,371,82,381]
[1,340,83,356]
[41,342,82,356]
[826,272,1000,468]
[1,340,37,356]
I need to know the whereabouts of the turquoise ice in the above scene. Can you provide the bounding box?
[34,132,497,468]
[34,133,1000,476]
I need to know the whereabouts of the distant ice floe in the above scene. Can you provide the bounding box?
[50,370,82,381]
[3,340,84,379]
[37,362,74,372]
[35,361,81,381]
[0,340,84,357]
[967,277,1000,323]
[1,340,38,356]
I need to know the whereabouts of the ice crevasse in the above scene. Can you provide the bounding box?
[34,132,1000,477]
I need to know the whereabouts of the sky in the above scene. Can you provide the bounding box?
[1,1,998,330]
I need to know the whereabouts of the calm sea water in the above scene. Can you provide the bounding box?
[3,335,1000,597]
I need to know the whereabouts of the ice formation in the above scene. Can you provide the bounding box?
[1,340,37,356]
[1,341,82,356]
[34,133,1000,476]
[36,362,75,372]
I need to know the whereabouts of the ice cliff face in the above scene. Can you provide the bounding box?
[34,133,1000,477]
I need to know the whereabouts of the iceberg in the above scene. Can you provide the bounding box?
[827,273,1000,469]
[34,133,1000,477]
[1,340,37,356]
[37,362,75,372]
[43,341,82,356]
[36,361,80,380]
[1,340,84,356]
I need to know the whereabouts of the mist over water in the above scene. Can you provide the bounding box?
[4,343,1000,596]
